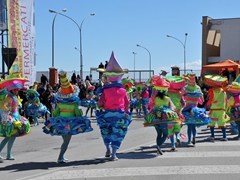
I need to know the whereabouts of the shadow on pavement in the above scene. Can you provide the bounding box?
[117,151,157,160]
[0,158,113,172]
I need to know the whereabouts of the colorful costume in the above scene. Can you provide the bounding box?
[42,70,93,163]
[96,51,132,161]
[182,73,211,145]
[0,73,30,160]
[226,76,240,140]
[81,80,97,117]
[121,77,134,112]
[141,85,149,116]
[205,74,230,141]
[25,82,49,126]
[166,75,186,150]
[144,75,180,155]
[133,82,144,117]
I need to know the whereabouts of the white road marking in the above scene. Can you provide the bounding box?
[17,140,156,180]
[29,165,240,180]
[192,140,240,146]
[154,151,240,158]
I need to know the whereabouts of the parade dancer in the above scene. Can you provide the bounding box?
[204,74,230,141]
[0,73,30,161]
[144,75,180,155]
[96,51,132,161]
[134,82,144,117]
[166,75,186,150]
[42,70,93,163]
[141,85,149,116]
[81,80,97,117]
[25,82,49,126]
[182,73,211,145]
[121,77,134,112]
[226,75,240,140]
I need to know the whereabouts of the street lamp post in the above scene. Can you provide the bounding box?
[132,52,137,81]
[79,13,95,79]
[167,33,188,75]
[49,10,95,79]
[136,44,151,79]
[49,8,67,67]
[75,47,80,53]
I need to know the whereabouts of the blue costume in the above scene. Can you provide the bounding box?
[25,82,49,126]
[96,51,132,161]
[42,70,93,163]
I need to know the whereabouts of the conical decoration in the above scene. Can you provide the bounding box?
[55,70,79,99]
[59,70,74,94]
[105,51,123,72]
[97,51,128,82]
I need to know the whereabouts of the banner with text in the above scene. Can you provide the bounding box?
[7,0,36,88]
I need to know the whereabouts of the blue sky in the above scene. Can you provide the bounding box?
[34,0,240,80]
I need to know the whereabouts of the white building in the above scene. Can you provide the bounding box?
[202,16,240,65]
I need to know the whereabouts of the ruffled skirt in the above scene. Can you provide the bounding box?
[95,109,132,149]
[25,103,49,117]
[81,99,97,109]
[182,106,211,126]
[0,109,31,137]
[144,106,180,127]
[42,116,93,136]
[130,98,141,109]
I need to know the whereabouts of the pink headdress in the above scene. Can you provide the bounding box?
[150,75,170,91]
[97,51,128,82]
[166,75,186,92]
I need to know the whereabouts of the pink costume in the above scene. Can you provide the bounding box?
[95,51,132,161]
[99,86,129,111]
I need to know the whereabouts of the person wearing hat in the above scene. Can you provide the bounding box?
[204,74,230,141]
[141,84,149,116]
[96,51,132,161]
[226,76,240,140]
[81,80,97,117]
[42,70,93,163]
[121,77,134,113]
[134,82,144,117]
[0,73,31,161]
[166,75,186,150]
[182,73,211,146]
[25,82,49,126]
[144,75,179,155]
[121,77,134,100]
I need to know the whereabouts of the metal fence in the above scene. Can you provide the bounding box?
[36,68,201,84]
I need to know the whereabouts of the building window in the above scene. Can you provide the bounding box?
[207,30,221,57]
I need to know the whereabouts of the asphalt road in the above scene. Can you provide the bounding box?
[0,109,240,180]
